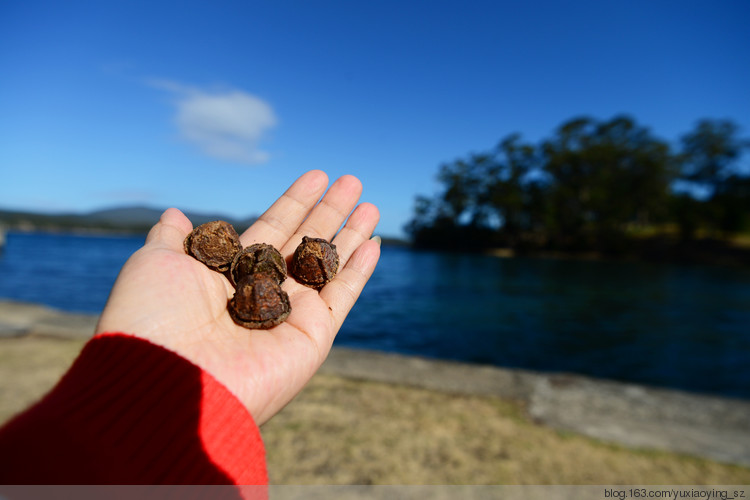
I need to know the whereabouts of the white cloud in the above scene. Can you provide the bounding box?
[150,79,277,165]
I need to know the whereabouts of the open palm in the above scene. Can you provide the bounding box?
[96,171,380,424]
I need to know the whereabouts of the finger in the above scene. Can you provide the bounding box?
[280,175,363,255]
[240,170,329,248]
[331,202,380,268]
[145,208,193,252]
[320,238,381,332]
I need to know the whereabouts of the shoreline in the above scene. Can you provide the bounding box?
[1,299,749,467]
[6,225,750,268]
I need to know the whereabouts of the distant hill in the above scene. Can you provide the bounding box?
[0,206,258,234]
[86,206,168,226]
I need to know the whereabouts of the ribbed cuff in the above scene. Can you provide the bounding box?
[0,333,268,487]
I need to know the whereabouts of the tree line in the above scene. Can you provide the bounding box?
[406,116,750,258]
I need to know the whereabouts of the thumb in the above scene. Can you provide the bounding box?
[145,208,194,251]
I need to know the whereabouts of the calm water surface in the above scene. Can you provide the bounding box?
[1,231,749,399]
[0,232,144,312]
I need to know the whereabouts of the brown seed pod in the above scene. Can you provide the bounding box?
[230,243,287,286]
[184,221,242,272]
[291,236,339,289]
[228,273,291,329]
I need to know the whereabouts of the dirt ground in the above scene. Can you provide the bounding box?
[1,336,748,485]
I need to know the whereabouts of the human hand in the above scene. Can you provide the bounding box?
[95,170,380,424]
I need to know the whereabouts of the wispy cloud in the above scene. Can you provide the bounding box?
[149,79,277,165]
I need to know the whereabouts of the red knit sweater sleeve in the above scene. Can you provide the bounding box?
[0,333,268,490]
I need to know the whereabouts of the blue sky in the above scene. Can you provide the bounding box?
[1,1,748,238]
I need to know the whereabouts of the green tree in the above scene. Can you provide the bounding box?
[541,115,673,250]
[482,134,540,245]
[679,120,745,190]
[712,175,750,234]
[676,119,750,237]
[406,134,541,249]
[407,114,748,255]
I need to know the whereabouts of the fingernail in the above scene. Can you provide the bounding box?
[370,235,382,246]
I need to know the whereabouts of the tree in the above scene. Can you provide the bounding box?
[406,114,749,255]
[679,119,746,192]
[541,115,673,250]
[483,134,539,244]
[676,119,750,237]
[712,175,750,234]
[405,134,540,249]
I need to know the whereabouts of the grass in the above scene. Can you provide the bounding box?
[1,336,748,484]
[0,336,86,423]
[261,374,750,485]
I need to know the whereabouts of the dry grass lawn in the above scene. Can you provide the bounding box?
[0,336,86,423]
[1,336,748,485]
[262,374,750,484]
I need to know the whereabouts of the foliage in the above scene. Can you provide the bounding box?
[406,116,750,256]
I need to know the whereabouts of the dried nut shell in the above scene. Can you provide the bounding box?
[184,221,242,272]
[230,243,287,286]
[291,236,339,289]
[228,274,291,329]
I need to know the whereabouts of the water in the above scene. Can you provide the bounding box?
[0,232,145,313]
[342,247,750,399]
[1,231,749,399]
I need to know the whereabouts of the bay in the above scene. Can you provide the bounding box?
[0,232,144,313]
[1,231,748,399]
